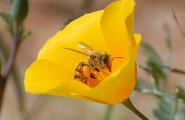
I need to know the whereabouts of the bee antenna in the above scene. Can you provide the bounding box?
[61,47,89,56]
[112,57,123,61]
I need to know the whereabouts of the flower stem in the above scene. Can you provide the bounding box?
[0,21,20,112]
[122,98,149,120]
[103,105,114,120]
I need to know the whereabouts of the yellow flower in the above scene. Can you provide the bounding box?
[24,0,141,104]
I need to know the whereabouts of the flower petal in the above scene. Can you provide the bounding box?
[82,34,141,104]
[37,10,108,75]
[101,0,135,58]
[24,60,91,97]
[24,0,141,104]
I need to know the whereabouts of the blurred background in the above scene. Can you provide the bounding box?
[0,0,185,120]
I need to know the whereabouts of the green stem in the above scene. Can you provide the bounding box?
[122,98,149,120]
[138,87,183,104]
[139,64,185,76]
[173,96,178,120]
[171,8,185,38]
[0,21,20,112]
[103,105,114,120]
[12,67,25,111]
[0,29,27,119]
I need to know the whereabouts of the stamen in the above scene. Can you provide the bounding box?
[86,68,111,88]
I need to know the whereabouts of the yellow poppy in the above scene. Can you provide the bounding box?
[24,0,141,104]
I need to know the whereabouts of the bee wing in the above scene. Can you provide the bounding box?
[61,47,89,56]
[78,42,93,54]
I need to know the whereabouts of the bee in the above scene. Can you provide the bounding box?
[62,42,122,88]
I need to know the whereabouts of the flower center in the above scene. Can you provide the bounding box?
[74,60,111,88]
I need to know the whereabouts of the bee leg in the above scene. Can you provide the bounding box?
[74,71,88,84]
[74,62,88,84]
[76,62,87,71]
[90,73,96,79]
[74,71,82,79]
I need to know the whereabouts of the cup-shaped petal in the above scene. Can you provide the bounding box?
[24,0,141,104]
[25,10,107,100]
[101,0,135,59]
[25,60,91,98]
[81,34,141,104]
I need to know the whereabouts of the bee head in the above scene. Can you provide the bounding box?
[89,53,111,72]
[100,54,112,72]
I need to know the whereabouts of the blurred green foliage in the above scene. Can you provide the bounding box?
[154,98,174,120]
[0,0,185,120]
[0,0,29,118]
[12,0,28,24]
[154,88,185,120]
[141,43,167,86]
[171,8,185,38]
[137,20,185,120]
[138,40,185,120]
[177,87,185,104]
[0,12,13,33]
[18,25,31,43]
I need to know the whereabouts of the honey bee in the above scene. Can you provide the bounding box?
[62,42,122,88]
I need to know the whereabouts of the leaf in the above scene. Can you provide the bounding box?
[142,43,167,82]
[147,60,167,81]
[175,109,185,120]
[154,98,174,120]
[135,79,145,91]
[142,43,162,63]
[0,12,13,33]
[154,92,185,120]
[11,0,28,24]
[21,30,31,41]
[18,25,31,42]
[176,87,185,104]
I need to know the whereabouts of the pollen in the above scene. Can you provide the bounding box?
[76,66,111,88]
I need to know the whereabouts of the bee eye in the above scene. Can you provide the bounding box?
[102,58,108,64]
